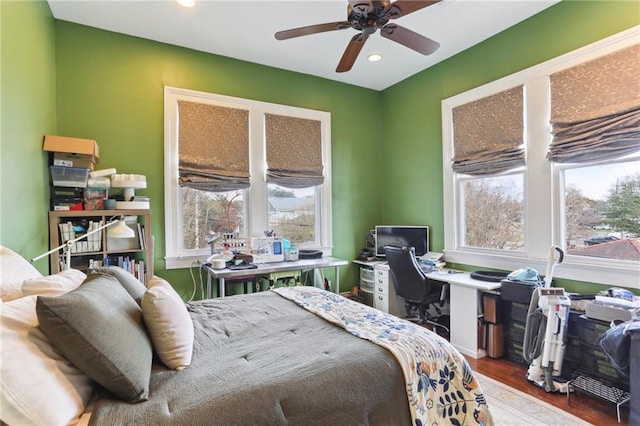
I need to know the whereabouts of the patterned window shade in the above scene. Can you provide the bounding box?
[548,44,640,163]
[178,101,250,192]
[265,114,324,188]
[451,86,524,175]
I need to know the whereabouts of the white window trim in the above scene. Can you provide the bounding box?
[164,86,332,269]
[442,26,640,288]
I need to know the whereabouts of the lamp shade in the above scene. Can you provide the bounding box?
[107,219,135,238]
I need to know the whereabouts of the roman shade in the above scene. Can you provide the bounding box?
[265,114,324,188]
[178,101,250,192]
[548,44,640,163]
[451,86,524,175]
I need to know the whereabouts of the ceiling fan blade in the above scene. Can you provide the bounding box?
[381,23,439,55]
[275,21,351,40]
[388,0,441,19]
[336,33,369,73]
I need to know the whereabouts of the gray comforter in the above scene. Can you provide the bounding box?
[90,291,412,425]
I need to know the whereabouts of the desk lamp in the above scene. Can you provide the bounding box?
[31,214,135,270]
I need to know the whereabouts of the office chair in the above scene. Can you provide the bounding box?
[384,246,449,335]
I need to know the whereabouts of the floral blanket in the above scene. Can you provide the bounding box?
[273,286,494,426]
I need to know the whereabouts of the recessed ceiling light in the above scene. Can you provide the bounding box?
[368,54,382,62]
[176,0,195,7]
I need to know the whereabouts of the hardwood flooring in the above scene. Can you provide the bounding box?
[466,356,628,425]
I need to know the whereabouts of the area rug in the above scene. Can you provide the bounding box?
[475,372,592,425]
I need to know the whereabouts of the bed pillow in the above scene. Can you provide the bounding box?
[0,244,43,302]
[22,269,86,298]
[89,266,147,304]
[142,276,194,370]
[0,295,94,426]
[36,273,153,403]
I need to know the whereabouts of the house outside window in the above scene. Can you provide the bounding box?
[164,87,332,269]
[561,159,640,261]
[442,28,639,288]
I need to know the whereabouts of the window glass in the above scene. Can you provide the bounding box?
[267,184,316,245]
[181,187,245,250]
[461,174,524,250]
[164,87,332,268]
[442,31,638,288]
[564,160,640,261]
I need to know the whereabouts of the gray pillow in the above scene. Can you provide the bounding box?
[89,266,147,304]
[36,273,152,403]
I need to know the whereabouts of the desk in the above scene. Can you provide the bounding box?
[428,271,501,359]
[205,257,348,298]
[355,260,501,359]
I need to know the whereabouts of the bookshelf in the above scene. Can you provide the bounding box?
[48,209,153,284]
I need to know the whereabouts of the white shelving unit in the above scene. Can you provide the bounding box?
[48,209,153,283]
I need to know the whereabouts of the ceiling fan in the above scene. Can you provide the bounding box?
[275,0,441,73]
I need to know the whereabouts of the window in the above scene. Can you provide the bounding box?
[460,173,524,251]
[443,28,639,288]
[164,87,332,268]
[267,184,317,245]
[562,159,640,261]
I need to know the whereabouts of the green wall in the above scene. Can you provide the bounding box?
[52,22,383,296]
[0,0,56,269]
[380,0,639,294]
[1,0,638,297]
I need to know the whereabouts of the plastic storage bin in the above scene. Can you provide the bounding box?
[359,267,374,292]
[50,166,89,188]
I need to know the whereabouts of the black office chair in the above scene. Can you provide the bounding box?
[384,245,449,335]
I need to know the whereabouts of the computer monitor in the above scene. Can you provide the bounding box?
[375,225,429,258]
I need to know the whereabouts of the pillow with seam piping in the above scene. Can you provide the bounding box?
[142,276,194,370]
[88,266,147,305]
[36,273,152,403]
[22,268,86,298]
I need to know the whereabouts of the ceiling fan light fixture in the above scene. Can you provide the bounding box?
[367,53,383,62]
[176,0,195,8]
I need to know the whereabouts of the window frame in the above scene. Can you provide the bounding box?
[442,27,640,289]
[164,86,332,269]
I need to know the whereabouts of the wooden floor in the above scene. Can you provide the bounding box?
[466,356,628,425]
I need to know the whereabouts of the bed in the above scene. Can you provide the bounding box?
[0,244,493,425]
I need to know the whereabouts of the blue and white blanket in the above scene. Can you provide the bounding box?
[273,286,493,426]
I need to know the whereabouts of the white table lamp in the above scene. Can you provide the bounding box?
[32,214,135,270]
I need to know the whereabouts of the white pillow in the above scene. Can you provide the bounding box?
[142,276,194,370]
[22,269,87,298]
[0,295,94,426]
[0,245,43,302]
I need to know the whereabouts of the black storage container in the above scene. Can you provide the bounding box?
[503,338,527,365]
[500,279,542,303]
[576,315,611,346]
[630,329,640,425]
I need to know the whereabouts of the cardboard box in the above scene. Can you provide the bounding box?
[43,135,100,163]
[53,152,95,170]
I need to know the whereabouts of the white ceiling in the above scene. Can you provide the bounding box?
[47,0,559,91]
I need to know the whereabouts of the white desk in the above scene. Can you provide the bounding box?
[205,257,348,298]
[355,260,501,359]
[428,271,501,359]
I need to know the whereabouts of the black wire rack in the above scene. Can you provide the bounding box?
[567,373,630,423]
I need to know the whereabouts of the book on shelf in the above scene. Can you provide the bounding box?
[137,224,145,250]
[104,255,146,283]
